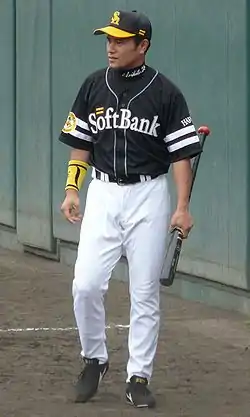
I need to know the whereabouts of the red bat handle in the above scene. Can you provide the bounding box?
[198,125,210,136]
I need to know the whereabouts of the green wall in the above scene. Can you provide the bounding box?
[0,0,16,228]
[0,0,249,291]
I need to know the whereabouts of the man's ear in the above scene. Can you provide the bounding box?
[139,39,150,54]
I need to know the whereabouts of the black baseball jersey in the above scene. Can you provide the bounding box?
[59,64,201,178]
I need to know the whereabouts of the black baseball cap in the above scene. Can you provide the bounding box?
[93,10,152,41]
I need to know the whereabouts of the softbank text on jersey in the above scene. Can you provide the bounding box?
[88,107,161,137]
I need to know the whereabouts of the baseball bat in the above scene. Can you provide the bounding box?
[160,125,211,287]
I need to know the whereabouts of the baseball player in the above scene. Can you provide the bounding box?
[60,10,201,408]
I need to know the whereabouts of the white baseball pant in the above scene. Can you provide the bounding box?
[72,173,171,381]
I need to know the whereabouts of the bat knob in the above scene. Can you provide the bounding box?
[198,125,210,136]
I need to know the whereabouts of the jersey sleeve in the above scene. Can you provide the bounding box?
[163,91,202,162]
[59,79,93,151]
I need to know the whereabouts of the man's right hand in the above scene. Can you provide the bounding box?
[61,190,82,224]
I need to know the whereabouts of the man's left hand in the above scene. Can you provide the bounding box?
[170,209,194,239]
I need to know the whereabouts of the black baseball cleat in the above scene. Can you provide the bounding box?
[126,375,156,408]
[74,358,109,403]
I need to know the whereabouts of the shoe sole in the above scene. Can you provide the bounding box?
[126,393,155,408]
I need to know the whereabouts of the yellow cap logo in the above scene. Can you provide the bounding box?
[111,11,120,25]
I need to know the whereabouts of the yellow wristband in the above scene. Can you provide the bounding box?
[65,160,89,191]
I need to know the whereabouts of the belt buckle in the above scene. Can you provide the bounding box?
[117,178,126,186]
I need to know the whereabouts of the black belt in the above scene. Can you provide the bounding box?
[94,169,158,185]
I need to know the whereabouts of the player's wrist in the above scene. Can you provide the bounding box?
[65,188,79,196]
[176,203,189,212]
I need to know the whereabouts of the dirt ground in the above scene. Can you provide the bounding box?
[0,247,250,417]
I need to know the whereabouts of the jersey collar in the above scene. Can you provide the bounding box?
[120,63,146,79]
[110,63,147,82]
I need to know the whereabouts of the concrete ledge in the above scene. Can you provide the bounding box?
[178,255,247,290]
[166,272,250,316]
[0,224,23,252]
[59,240,78,267]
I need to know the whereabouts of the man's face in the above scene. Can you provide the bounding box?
[106,36,147,69]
